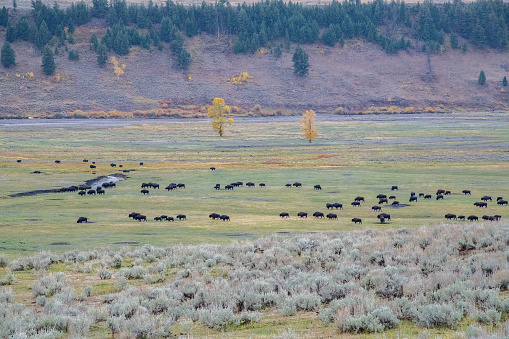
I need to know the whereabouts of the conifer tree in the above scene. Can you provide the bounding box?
[1,41,16,68]
[503,76,507,86]
[35,20,52,50]
[96,43,108,66]
[42,46,56,75]
[6,24,16,43]
[292,45,309,76]
[478,70,486,85]
[0,6,8,27]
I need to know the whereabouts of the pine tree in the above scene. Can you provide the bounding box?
[478,70,486,85]
[41,46,56,75]
[503,76,507,87]
[114,30,130,55]
[96,43,108,66]
[292,45,309,76]
[176,48,192,70]
[6,24,16,43]
[0,6,8,27]
[35,20,52,50]
[450,33,459,49]
[1,41,16,68]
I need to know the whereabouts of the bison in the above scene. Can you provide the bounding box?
[458,215,465,220]
[297,212,308,218]
[87,189,96,195]
[351,202,361,207]
[90,165,96,169]
[210,167,216,171]
[379,198,388,204]
[209,213,220,220]
[293,182,302,187]
[96,189,105,195]
[285,184,292,187]
[167,217,174,222]
[225,185,233,190]
[78,190,86,196]
[326,203,333,209]
[355,197,365,202]
[377,213,391,221]
[154,217,162,221]
[16,160,21,163]
[246,182,255,187]
[139,162,144,165]
[129,212,140,219]
[436,189,446,195]
[279,212,290,218]
[313,212,324,218]
[214,184,221,190]
[351,218,362,224]
[110,163,116,167]
[314,185,322,190]
[141,189,149,195]
[135,215,147,221]
[77,217,88,223]
[494,215,502,221]
[497,200,508,206]
[177,183,185,189]
[372,206,381,211]
[462,190,471,195]
[409,196,417,202]
[410,192,416,197]
[83,159,88,162]
[419,193,425,197]
[176,214,186,221]
[259,183,266,187]
[481,196,492,202]
[445,213,456,220]
[391,186,398,191]
[445,191,451,195]
[391,201,399,206]
[220,215,230,221]
[326,213,337,220]
[474,202,488,208]
[55,160,61,164]
[389,196,396,200]
[467,215,479,221]
[497,197,504,201]
[436,195,444,200]
[333,203,343,210]
[152,183,160,189]
[376,194,387,199]
[424,195,432,199]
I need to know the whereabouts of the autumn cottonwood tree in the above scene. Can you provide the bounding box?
[207,98,234,137]
[300,110,318,143]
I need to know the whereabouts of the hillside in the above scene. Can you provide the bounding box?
[2,3,509,116]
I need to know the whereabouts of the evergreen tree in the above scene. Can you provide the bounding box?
[0,6,8,27]
[274,43,282,58]
[96,43,108,66]
[176,48,192,70]
[12,0,16,11]
[114,30,130,55]
[15,17,29,41]
[503,76,507,86]
[90,33,99,51]
[478,70,486,85]
[41,46,56,75]
[160,17,173,42]
[6,24,17,43]
[35,20,52,49]
[450,33,459,49]
[1,41,16,68]
[322,24,337,47]
[292,45,309,76]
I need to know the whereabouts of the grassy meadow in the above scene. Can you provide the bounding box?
[1,114,509,256]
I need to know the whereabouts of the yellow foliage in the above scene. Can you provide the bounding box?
[207,98,233,137]
[334,107,344,115]
[425,107,435,113]
[228,72,252,85]
[110,56,126,80]
[188,76,192,81]
[161,103,168,108]
[403,107,415,113]
[300,109,318,143]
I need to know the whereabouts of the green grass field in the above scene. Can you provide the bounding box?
[1,114,509,257]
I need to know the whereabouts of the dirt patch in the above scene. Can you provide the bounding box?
[9,173,127,198]
[50,242,71,245]
[113,242,140,245]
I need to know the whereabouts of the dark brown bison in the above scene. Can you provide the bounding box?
[445,213,456,220]
[436,189,446,195]
[87,189,96,195]
[352,218,362,224]
[482,215,494,221]
[313,212,324,218]
[77,217,88,223]
[424,195,432,199]
[83,159,88,162]
[372,206,381,211]
[297,212,308,218]
[333,203,343,210]
[376,194,387,199]
[458,215,465,220]
[280,212,290,218]
[220,215,230,221]
[497,200,508,206]
[379,198,388,204]
[326,213,337,220]
[246,182,255,187]
[389,196,396,200]
[154,217,162,221]
[409,196,417,202]
[355,197,365,202]
[225,185,234,190]
[90,165,96,169]
[214,184,221,190]
[177,183,185,189]
[467,215,478,221]
[141,183,150,188]
[166,184,177,190]
[259,183,266,187]
[410,192,416,197]
[160,215,168,220]
[285,184,292,187]
[97,189,105,195]
[110,163,116,167]
[129,212,140,219]
[55,160,61,164]
[436,195,444,200]
[141,189,149,195]
[377,213,391,220]
[210,167,216,171]
[481,196,492,202]
[176,214,186,221]
[139,162,144,165]
[391,201,399,206]
[16,160,21,163]
[419,193,425,197]
[474,202,488,208]
[351,202,361,207]
[462,190,471,195]
[152,183,160,189]
[78,190,86,196]
[494,215,502,221]
[445,191,451,195]
[209,213,220,220]
[326,203,333,209]
[293,182,302,187]
[314,185,322,190]
[391,186,398,191]
[135,215,147,221]
[167,217,174,221]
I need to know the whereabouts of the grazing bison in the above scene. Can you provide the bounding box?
[410,192,416,197]
[462,190,471,195]
[409,196,417,202]
[445,191,451,195]
[225,185,233,190]
[129,212,140,219]
[468,215,479,221]
[83,159,88,162]
[419,193,425,197]
[152,184,160,189]
[90,165,96,169]
[481,196,492,202]
[494,215,502,221]
[160,215,168,220]
[333,203,343,210]
[177,183,185,189]
[32,171,41,174]
[392,201,399,206]
[259,183,266,187]
[379,198,388,204]
[97,189,105,195]
[474,202,488,208]
[141,189,149,195]
[279,212,290,218]
[119,165,123,168]
[355,197,365,202]
[246,182,255,187]
[210,167,216,171]
[372,206,381,211]
[436,189,446,195]
[167,217,174,222]
[293,182,302,187]
[78,191,86,196]
[285,184,292,187]
[497,197,503,201]
[458,215,465,220]
[497,200,508,206]
[391,186,398,191]
[166,184,177,190]
[351,202,361,207]
[220,215,230,221]
[297,212,308,218]
[135,215,147,222]
[424,195,432,199]
[352,218,362,224]
[445,213,456,220]
[214,184,221,190]
[139,162,144,165]
[377,213,391,221]
[436,195,444,200]
[482,215,494,221]
[209,213,221,220]
[236,182,243,187]
[55,160,61,164]
[176,214,186,221]
[376,194,387,199]
[313,212,325,218]
[326,213,337,220]
[389,196,396,200]
[314,185,322,190]
[154,217,162,221]
[326,203,333,209]
[110,163,116,167]
[141,183,149,188]
[77,217,88,223]
[16,160,21,163]
[87,189,96,195]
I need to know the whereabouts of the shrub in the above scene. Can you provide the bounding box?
[475,309,501,324]
[114,276,129,292]
[415,304,462,328]
[32,272,69,297]
[98,268,112,280]
[198,306,236,329]
[106,315,126,335]
[36,295,47,306]
[465,324,485,338]
[0,286,14,304]
[237,311,261,325]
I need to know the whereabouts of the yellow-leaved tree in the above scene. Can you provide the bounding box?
[207,98,234,137]
[300,109,318,143]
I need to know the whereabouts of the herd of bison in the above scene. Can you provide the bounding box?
[17,160,507,226]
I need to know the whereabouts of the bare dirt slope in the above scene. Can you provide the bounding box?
[1,25,509,116]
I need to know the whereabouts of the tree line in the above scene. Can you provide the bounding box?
[2,0,509,70]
